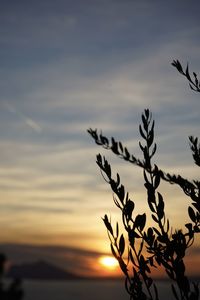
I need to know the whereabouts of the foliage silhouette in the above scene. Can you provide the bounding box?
[88,62,200,300]
[0,253,24,300]
[172,60,200,92]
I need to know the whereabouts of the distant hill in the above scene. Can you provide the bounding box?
[7,260,81,280]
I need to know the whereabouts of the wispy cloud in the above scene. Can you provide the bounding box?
[3,102,42,133]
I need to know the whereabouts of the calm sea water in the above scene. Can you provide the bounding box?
[21,279,171,300]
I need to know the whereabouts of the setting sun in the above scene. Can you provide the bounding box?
[99,256,118,270]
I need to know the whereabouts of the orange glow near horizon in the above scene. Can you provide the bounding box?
[99,256,118,270]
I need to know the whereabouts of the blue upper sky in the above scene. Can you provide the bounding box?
[0,0,200,277]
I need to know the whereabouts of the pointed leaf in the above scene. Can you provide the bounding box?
[116,222,119,238]
[102,215,113,235]
[119,141,123,153]
[152,214,158,223]
[150,143,157,158]
[111,138,119,154]
[157,192,164,219]
[139,124,146,140]
[185,63,191,81]
[119,234,125,256]
[188,206,196,223]
[124,147,130,160]
[110,243,118,259]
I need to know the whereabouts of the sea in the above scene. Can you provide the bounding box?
[19,279,171,300]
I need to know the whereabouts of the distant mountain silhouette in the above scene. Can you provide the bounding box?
[7,260,80,280]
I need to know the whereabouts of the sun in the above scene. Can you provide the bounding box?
[99,256,118,270]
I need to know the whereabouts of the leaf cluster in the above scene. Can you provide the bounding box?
[88,61,200,300]
[172,60,200,92]
[88,107,200,299]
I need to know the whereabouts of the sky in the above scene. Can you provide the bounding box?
[0,0,200,278]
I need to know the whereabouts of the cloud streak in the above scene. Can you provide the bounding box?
[3,102,42,133]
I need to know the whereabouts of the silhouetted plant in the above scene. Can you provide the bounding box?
[88,62,200,300]
[0,253,24,300]
[172,60,200,92]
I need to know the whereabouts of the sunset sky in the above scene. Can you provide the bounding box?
[0,0,200,278]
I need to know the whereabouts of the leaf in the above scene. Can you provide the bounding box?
[102,215,113,235]
[154,171,160,189]
[147,227,153,237]
[140,213,146,231]
[166,219,170,233]
[146,227,154,245]
[118,258,128,275]
[145,264,151,274]
[118,185,125,203]
[193,72,197,78]
[139,141,144,151]
[192,202,200,211]
[113,196,121,209]
[116,222,119,238]
[116,173,120,187]
[124,147,130,160]
[123,200,135,220]
[88,128,98,141]
[119,234,125,256]
[157,234,167,243]
[148,196,156,213]
[96,153,102,165]
[110,179,117,194]
[147,131,154,147]
[142,114,148,132]
[171,59,184,74]
[119,141,123,153]
[129,249,136,265]
[111,138,119,154]
[188,206,196,223]
[104,159,111,178]
[100,133,109,147]
[152,214,158,223]
[194,225,200,232]
[157,192,164,219]
[129,229,140,240]
[110,243,118,259]
[153,227,160,236]
[166,268,175,280]
[147,121,155,147]
[185,222,192,232]
[150,119,155,132]
[189,83,196,91]
[194,74,199,86]
[128,230,138,248]
[150,143,157,158]
[148,256,155,267]
[143,169,150,184]
[145,108,150,119]
[139,124,146,140]
[185,63,191,82]
[135,213,146,231]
